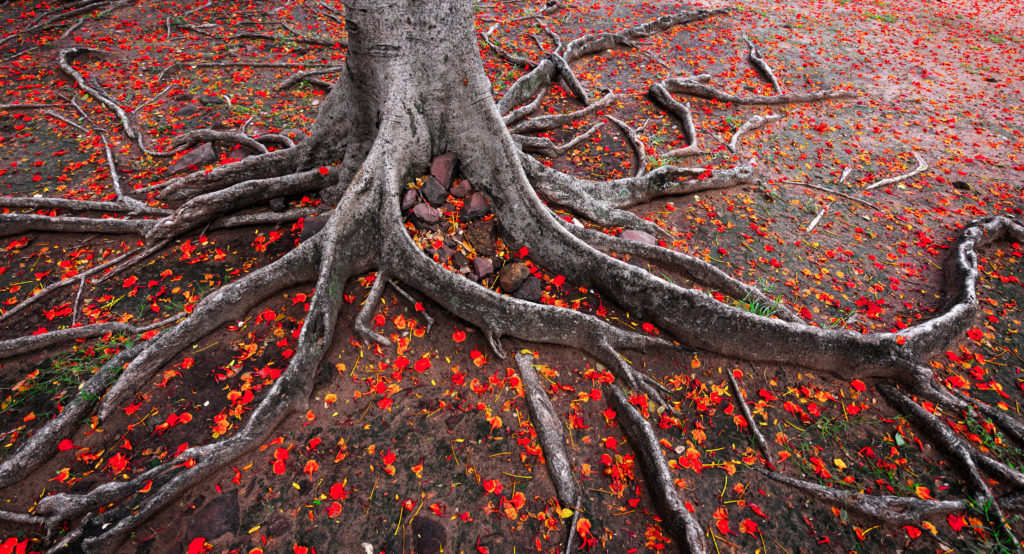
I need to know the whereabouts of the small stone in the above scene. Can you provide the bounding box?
[430,245,454,262]
[430,152,459,188]
[412,516,448,554]
[453,251,470,269]
[472,256,494,279]
[172,93,193,102]
[951,180,970,191]
[268,198,287,212]
[166,142,216,175]
[421,176,448,206]
[449,179,472,198]
[461,192,490,220]
[498,262,530,292]
[401,188,418,210]
[620,229,658,245]
[198,95,227,106]
[513,276,542,302]
[280,128,306,142]
[464,219,496,256]
[300,214,329,241]
[412,203,440,224]
[176,104,198,117]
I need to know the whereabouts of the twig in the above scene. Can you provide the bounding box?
[805,203,828,233]
[727,113,783,153]
[727,370,777,466]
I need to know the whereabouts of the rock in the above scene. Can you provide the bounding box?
[449,178,472,198]
[453,251,470,270]
[300,214,329,241]
[421,176,448,206]
[498,262,530,292]
[951,180,971,191]
[412,203,440,224]
[430,245,453,262]
[430,152,459,188]
[412,516,447,554]
[186,490,239,542]
[280,128,306,143]
[401,188,418,210]
[226,145,250,162]
[166,142,216,175]
[268,198,287,212]
[620,229,658,246]
[198,95,227,106]
[513,276,542,302]
[176,104,198,117]
[461,192,490,220]
[464,219,496,256]
[172,93,193,102]
[472,256,493,279]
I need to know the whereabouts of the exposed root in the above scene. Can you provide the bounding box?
[99,134,147,209]
[608,386,707,553]
[662,74,855,105]
[389,281,434,333]
[521,152,759,236]
[880,384,1021,549]
[546,52,589,105]
[482,21,537,69]
[510,91,617,134]
[863,152,928,191]
[649,81,701,157]
[755,466,964,524]
[278,66,343,90]
[0,343,145,491]
[606,115,646,177]
[743,36,782,94]
[96,236,322,420]
[502,85,551,128]
[513,122,603,157]
[59,48,143,148]
[727,370,777,465]
[566,224,802,323]
[147,166,334,241]
[354,271,392,347]
[152,146,300,200]
[515,354,581,509]
[498,8,728,115]
[0,313,183,359]
[169,129,269,156]
[0,196,168,216]
[727,113,783,153]
[0,213,152,237]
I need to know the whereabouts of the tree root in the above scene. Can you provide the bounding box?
[727,370,777,465]
[727,113,783,153]
[514,353,581,509]
[649,81,701,157]
[59,48,143,148]
[278,66,343,90]
[863,152,928,191]
[151,146,300,200]
[513,122,603,157]
[606,115,646,177]
[743,36,782,94]
[0,213,153,238]
[0,196,168,216]
[608,386,707,553]
[509,91,617,134]
[566,224,802,323]
[0,313,183,359]
[755,466,965,524]
[662,74,855,105]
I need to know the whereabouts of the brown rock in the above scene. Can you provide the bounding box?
[464,219,496,256]
[401,188,418,210]
[449,178,472,198]
[512,276,542,302]
[167,142,215,175]
[499,262,530,292]
[472,256,494,279]
[430,152,459,188]
[300,214,329,241]
[461,192,490,220]
[421,176,448,206]
[412,203,440,224]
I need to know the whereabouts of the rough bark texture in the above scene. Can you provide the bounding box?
[1,1,1022,552]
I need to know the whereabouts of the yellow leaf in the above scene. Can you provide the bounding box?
[833,458,847,470]
[559,507,574,519]
[247,525,261,534]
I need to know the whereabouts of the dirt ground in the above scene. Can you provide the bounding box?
[0,0,1022,553]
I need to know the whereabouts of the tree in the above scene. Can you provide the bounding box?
[0,0,1022,552]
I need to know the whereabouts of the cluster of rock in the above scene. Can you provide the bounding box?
[403,153,543,302]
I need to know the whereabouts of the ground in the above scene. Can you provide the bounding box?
[0,0,1022,553]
